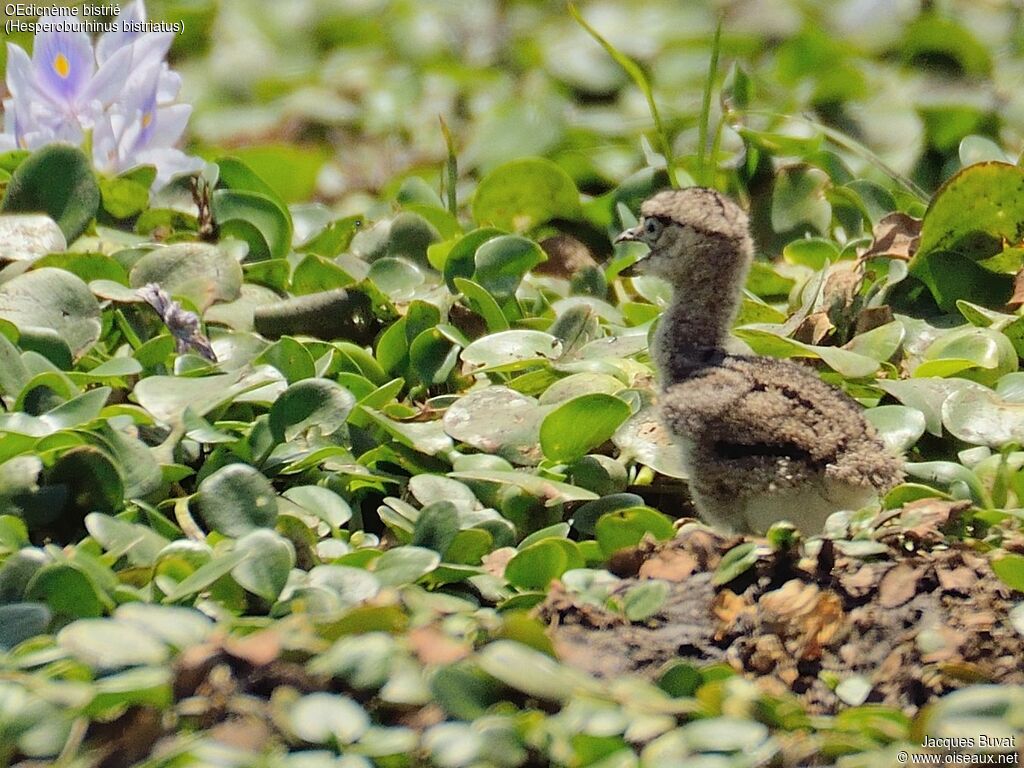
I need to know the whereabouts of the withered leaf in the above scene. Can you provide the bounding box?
[860,212,922,262]
[638,548,697,582]
[878,562,925,608]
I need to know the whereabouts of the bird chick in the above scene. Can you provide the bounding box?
[617,188,903,534]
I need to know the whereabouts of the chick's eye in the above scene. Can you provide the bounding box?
[643,218,663,240]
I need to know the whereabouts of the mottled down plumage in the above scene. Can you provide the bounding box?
[617,187,903,534]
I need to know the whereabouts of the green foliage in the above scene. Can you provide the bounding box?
[1,3,1024,765]
[1,145,99,241]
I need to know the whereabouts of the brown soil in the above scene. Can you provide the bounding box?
[541,500,1024,715]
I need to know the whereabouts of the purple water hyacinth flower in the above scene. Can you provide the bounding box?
[0,1,201,190]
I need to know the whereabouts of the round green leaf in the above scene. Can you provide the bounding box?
[25,562,106,620]
[595,506,675,556]
[212,189,293,261]
[371,546,441,586]
[461,330,562,369]
[0,603,50,650]
[282,485,352,530]
[231,529,295,601]
[194,463,278,537]
[290,692,370,745]
[540,393,631,462]
[505,539,583,590]
[409,328,459,386]
[129,242,243,312]
[269,378,355,442]
[863,405,926,454]
[0,214,66,262]
[58,618,169,671]
[443,387,549,465]
[911,163,1024,308]
[472,158,581,232]
[942,386,1024,448]
[1,145,100,242]
[442,227,503,291]
[473,235,546,303]
[0,267,101,357]
[917,326,1018,385]
[622,579,669,622]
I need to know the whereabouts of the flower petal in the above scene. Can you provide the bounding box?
[31,16,94,105]
[96,0,147,63]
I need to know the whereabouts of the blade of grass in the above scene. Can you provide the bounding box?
[697,16,723,186]
[439,115,458,216]
[569,3,678,188]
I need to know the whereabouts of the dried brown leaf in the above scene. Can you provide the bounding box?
[713,589,747,640]
[860,212,922,261]
[639,548,697,582]
[409,625,472,665]
[878,562,925,608]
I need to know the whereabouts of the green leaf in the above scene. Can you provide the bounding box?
[0,267,101,357]
[282,485,352,530]
[453,277,510,333]
[289,692,370,745]
[231,529,295,601]
[194,463,279,537]
[448,470,598,507]
[291,253,356,294]
[25,562,108,620]
[411,501,460,556]
[477,640,598,701]
[409,327,459,386]
[1,145,100,241]
[132,366,283,426]
[472,158,581,232]
[910,162,1024,308]
[212,189,293,261]
[298,214,365,258]
[991,553,1024,592]
[505,539,583,590]
[595,506,675,556]
[734,327,880,378]
[98,167,156,219]
[0,603,50,650]
[161,548,248,603]
[622,579,669,622]
[540,393,631,462]
[128,242,243,312]
[442,228,503,291]
[473,235,546,303]
[219,144,328,205]
[371,546,441,586]
[58,618,169,671]
[85,513,168,568]
[713,542,760,585]
[443,387,549,465]
[941,386,1024,448]
[0,214,66,262]
[863,405,926,454]
[462,330,562,369]
[916,326,1018,386]
[771,165,831,233]
[269,378,355,442]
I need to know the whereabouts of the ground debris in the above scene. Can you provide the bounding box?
[541,523,1024,714]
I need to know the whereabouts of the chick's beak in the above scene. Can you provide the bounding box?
[614,225,643,244]
[615,224,648,276]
